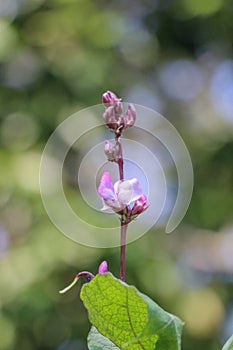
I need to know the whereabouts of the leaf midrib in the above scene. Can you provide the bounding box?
[124,287,147,350]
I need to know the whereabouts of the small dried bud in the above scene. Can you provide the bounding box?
[98,261,108,274]
[102,91,120,107]
[104,140,117,161]
[104,140,114,153]
[124,104,136,129]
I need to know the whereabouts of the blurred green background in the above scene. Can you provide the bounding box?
[0,0,233,349]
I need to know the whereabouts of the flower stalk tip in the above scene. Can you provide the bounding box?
[59,275,79,294]
[59,271,95,294]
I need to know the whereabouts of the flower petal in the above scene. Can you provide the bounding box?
[101,199,122,212]
[116,178,142,205]
[104,198,124,212]
[100,199,111,211]
[98,172,116,201]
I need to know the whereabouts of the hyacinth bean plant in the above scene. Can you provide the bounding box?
[59,91,233,350]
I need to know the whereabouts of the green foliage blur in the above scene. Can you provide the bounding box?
[0,0,233,349]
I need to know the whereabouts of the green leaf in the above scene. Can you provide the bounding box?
[80,273,183,350]
[222,334,233,350]
[88,326,120,349]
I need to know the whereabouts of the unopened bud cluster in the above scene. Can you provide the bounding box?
[102,91,136,136]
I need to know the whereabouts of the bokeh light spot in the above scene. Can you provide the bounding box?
[159,59,203,100]
[0,19,18,60]
[1,50,43,88]
[0,225,9,254]
[0,314,15,349]
[1,112,40,151]
[0,0,18,20]
[118,22,159,68]
[210,60,233,124]
[179,288,224,338]
[181,0,223,16]
[14,152,41,192]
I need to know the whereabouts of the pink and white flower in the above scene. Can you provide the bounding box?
[98,172,148,217]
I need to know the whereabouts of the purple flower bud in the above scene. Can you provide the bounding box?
[131,194,149,216]
[102,91,123,117]
[124,104,136,129]
[103,106,118,130]
[98,260,108,274]
[102,91,120,107]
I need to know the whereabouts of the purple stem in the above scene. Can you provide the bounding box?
[116,138,124,181]
[118,157,124,181]
[115,136,128,281]
[120,222,128,281]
